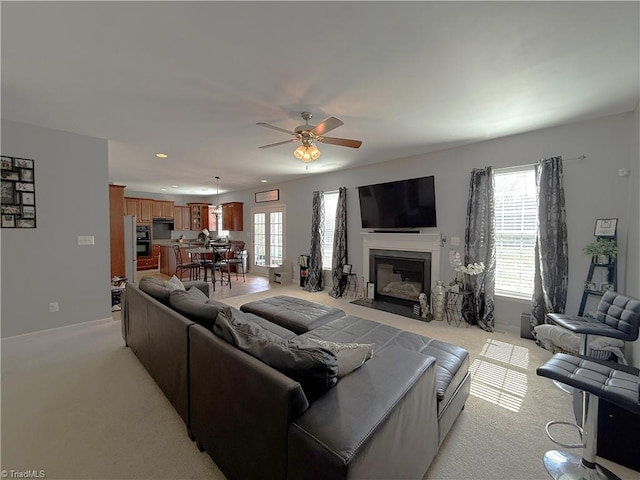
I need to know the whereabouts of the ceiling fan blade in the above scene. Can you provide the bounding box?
[319,136,362,149]
[256,122,295,135]
[258,139,298,149]
[311,117,344,136]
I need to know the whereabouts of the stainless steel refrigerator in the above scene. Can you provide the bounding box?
[124,215,137,283]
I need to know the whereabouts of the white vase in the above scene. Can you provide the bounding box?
[431,281,448,321]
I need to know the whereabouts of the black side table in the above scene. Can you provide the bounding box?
[446,290,472,327]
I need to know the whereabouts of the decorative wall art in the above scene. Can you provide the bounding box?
[1,156,36,228]
[255,189,279,203]
[594,218,617,237]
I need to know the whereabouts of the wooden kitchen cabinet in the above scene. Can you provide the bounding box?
[138,199,153,223]
[174,206,191,230]
[151,200,174,219]
[222,202,243,231]
[162,201,174,218]
[109,185,126,278]
[188,203,216,231]
[137,244,160,271]
[125,198,138,217]
[152,201,163,218]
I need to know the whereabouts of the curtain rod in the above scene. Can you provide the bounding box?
[495,155,587,172]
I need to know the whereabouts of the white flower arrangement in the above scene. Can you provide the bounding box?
[449,251,485,286]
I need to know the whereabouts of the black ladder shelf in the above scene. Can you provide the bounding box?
[578,228,617,316]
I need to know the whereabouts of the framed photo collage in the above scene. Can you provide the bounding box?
[1,155,36,228]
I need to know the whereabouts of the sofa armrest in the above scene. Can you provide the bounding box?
[189,324,308,480]
[288,347,439,480]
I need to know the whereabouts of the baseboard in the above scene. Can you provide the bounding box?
[1,317,114,341]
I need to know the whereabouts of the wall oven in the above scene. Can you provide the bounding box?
[136,225,151,257]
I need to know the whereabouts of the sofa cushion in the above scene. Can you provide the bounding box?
[299,315,469,415]
[305,338,374,378]
[240,295,346,334]
[139,276,172,305]
[169,289,226,330]
[214,306,338,402]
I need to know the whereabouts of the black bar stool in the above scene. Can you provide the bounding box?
[537,353,640,480]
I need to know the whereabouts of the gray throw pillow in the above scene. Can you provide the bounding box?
[138,276,172,305]
[305,338,374,378]
[214,306,338,402]
[169,289,226,330]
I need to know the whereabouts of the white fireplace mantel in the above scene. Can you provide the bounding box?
[362,232,442,291]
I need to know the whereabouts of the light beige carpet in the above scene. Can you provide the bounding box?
[1,284,637,479]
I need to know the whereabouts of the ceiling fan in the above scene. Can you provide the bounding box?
[257,112,362,163]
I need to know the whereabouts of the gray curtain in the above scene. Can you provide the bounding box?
[531,156,568,326]
[464,167,496,331]
[329,187,348,298]
[305,191,324,292]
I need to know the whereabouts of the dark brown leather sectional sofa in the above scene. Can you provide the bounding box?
[122,282,470,480]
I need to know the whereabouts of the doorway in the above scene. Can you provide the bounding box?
[251,204,285,276]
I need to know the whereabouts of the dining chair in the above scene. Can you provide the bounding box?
[213,245,231,288]
[173,245,200,281]
[225,249,246,283]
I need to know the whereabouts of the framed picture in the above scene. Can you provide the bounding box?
[594,218,617,237]
[1,156,13,170]
[14,158,33,169]
[342,264,352,275]
[0,155,36,228]
[255,189,279,203]
[1,181,16,204]
[367,282,375,301]
[585,281,597,291]
[21,192,35,205]
[2,215,15,228]
[17,218,35,228]
[1,171,19,181]
[22,205,35,219]
[20,169,33,182]
[2,205,21,215]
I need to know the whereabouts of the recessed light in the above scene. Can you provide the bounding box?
[260,179,268,183]
[160,188,167,191]
[155,153,168,158]
[171,185,179,188]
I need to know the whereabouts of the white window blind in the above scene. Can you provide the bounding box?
[322,191,339,270]
[494,166,537,299]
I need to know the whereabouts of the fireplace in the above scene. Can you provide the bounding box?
[361,232,441,314]
[371,249,431,305]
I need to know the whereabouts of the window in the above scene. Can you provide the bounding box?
[494,166,537,299]
[322,191,339,270]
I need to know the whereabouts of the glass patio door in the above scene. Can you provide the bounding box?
[252,205,285,276]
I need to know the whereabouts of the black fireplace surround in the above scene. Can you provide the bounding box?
[370,249,432,306]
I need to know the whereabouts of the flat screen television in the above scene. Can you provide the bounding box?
[358,175,437,229]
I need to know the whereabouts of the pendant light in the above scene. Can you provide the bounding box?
[214,176,222,216]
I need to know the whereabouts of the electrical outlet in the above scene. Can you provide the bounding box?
[78,235,95,245]
[49,302,59,312]
[451,236,461,246]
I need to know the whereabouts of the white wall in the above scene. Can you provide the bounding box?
[1,120,111,338]
[226,112,636,337]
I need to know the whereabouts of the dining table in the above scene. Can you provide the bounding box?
[187,243,231,283]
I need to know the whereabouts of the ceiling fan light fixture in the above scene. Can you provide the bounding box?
[294,144,321,162]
